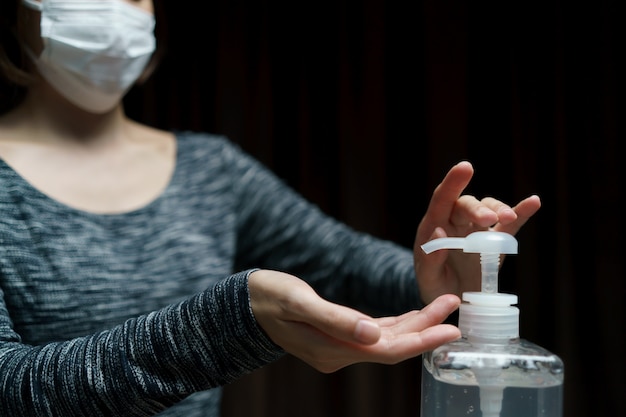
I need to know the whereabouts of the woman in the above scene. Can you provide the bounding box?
[0,0,541,416]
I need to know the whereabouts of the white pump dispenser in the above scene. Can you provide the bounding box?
[421,231,520,344]
[419,231,564,417]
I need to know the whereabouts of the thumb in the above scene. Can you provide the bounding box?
[250,270,382,345]
[296,295,382,345]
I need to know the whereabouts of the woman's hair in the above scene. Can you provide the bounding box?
[0,0,31,115]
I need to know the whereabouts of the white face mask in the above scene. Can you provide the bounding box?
[22,0,156,113]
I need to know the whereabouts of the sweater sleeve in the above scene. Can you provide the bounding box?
[223,139,423,316]
[0,270,284,417]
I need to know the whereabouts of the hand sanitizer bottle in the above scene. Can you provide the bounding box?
[419,231,564,417]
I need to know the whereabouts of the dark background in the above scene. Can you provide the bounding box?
[124,1,624,416]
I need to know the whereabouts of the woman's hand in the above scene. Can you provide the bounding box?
[414,161,542,304]
[248,270,461,373]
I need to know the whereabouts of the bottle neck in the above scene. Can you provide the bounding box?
[464,334,520,345]
[458,294,520,341]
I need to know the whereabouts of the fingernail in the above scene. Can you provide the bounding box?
[354,320,380,344]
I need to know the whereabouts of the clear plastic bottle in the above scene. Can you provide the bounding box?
[420,232,564,417]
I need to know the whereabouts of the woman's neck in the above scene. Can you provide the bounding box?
[13,82,129,146]
[0,81,177,215]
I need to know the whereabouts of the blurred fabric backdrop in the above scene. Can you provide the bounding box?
[124,1,624,416]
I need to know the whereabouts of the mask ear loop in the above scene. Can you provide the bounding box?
[22,0,43,12]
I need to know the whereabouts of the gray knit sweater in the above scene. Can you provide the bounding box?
[0,132,419,416]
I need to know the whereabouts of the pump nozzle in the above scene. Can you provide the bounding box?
[422,231,517,294]
[421,231,518,255]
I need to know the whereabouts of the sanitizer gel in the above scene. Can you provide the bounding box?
[420,232,564,417]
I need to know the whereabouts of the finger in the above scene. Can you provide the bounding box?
[377,294,461,334]
[294,294,460,365]
[293,295,382,345]
[449,195,499,228]
[415,294,461,327]
[288,299,461,371]
[395,323,461,355]
[420,161,475,234]
[492,195,541,234]
[311,322,462,371]
[480,197,517,225]
[371,324,461,364]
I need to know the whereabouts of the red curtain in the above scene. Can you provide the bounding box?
[124,1,624,416]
